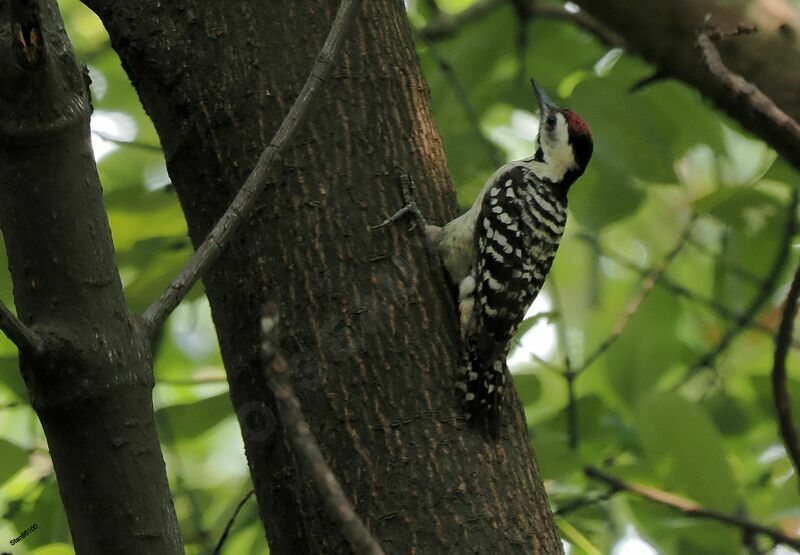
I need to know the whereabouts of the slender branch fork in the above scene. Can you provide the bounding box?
[414,29,504,167]
[579,233,800,348]
[0,2,45,354]
[772,261,800,489]
[696,23,800,172]
[679,184,798,387]
[585,467,800,550]
[696,27,800,474]
[575,215,696,378]
[140,0,362,334]
[260,303,385,555]
[0,300,42,353]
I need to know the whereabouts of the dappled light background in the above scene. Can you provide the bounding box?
[0,0,799,553]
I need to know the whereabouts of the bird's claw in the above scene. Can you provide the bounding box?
[373,168,430,232]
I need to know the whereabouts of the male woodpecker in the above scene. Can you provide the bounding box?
[375,79,593,436]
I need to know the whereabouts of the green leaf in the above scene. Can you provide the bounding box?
[635,392,737,512]
[8,478,71,549]
[569,157,645,230]
[123,248,196,314]
[29,544,76,555]
[530,427,582,481]
[156,393,235,443]
[513,372,541,406]
[107,188,188,252]
[0,356,26,400]
[604,289,685,407]
[0,439,28,485]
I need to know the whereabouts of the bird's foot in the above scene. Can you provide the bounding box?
[372,168,430,232]
[372,168,438,259]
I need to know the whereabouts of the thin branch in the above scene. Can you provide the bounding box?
[418,0,499,41]
[772,261,800,488]
[91,130,162,153]
[414,29,505,167]
[696,25,800,172]
[629,71,668,94]
[0,300,42,353]
[157,402,213,552]
[548,279,578,448]
[585,466,800,550]
[141,0,362,334]
[211,489,255,555]
[418,0,623,47]
[532,3,624,47]
[686,235,763,287]
[575,216,695,377]
[260,303,385,555]
[578,234,800,349]
[554,488,618,516]
[157,375,228,387]
[681,191,798,384]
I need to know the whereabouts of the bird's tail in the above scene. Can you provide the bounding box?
[457,345,507,437]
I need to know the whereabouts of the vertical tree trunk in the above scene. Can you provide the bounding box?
[0,1,182,553]
[83,0,563,552]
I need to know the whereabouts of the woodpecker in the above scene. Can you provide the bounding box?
[375,79,593,436]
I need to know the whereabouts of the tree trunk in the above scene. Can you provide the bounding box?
[0,1,182,553]
[82,0,563,552]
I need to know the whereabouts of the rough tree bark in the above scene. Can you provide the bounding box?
[575,0,800,163]
[81,0,563,553]
[0,1,182,553]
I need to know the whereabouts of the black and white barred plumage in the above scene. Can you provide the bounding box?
[427,80,593,435]
[460,166,567,427]
[374,79,592,436]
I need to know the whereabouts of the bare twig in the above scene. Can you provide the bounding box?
[418,0,499,41]
[0,300,42,353]
[585,466,800,550]
[141,0,361,334]
[548,279,578,448]
[211,489,255,555]
[157,374,228,386]
[772,261,800,488]
[419,0,624,47]
[686,235,763,287]
[414,30,505,167]
[532,4,624,47]
[575,216,695,377]
[682,191,798,384]
[696,25,800,172]
[91,130,162,153]
[260,303,385,555]
[578,234,800,349]
[554,488,618,516]
[629,71,668,94]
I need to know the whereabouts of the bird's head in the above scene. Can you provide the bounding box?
[531,78,593,189]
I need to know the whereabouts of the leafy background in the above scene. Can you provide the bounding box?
[0,0,799,553]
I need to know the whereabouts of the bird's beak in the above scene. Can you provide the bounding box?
[530,78,559,114]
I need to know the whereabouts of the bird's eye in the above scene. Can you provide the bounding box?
[546,114,558,129]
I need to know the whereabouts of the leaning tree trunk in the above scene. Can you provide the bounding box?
[82,0,562,552]
[0,1,182,553]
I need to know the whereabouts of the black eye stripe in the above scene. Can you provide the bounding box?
[546,114,557,129]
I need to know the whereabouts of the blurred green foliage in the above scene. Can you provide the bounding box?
[0,1,798,553]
